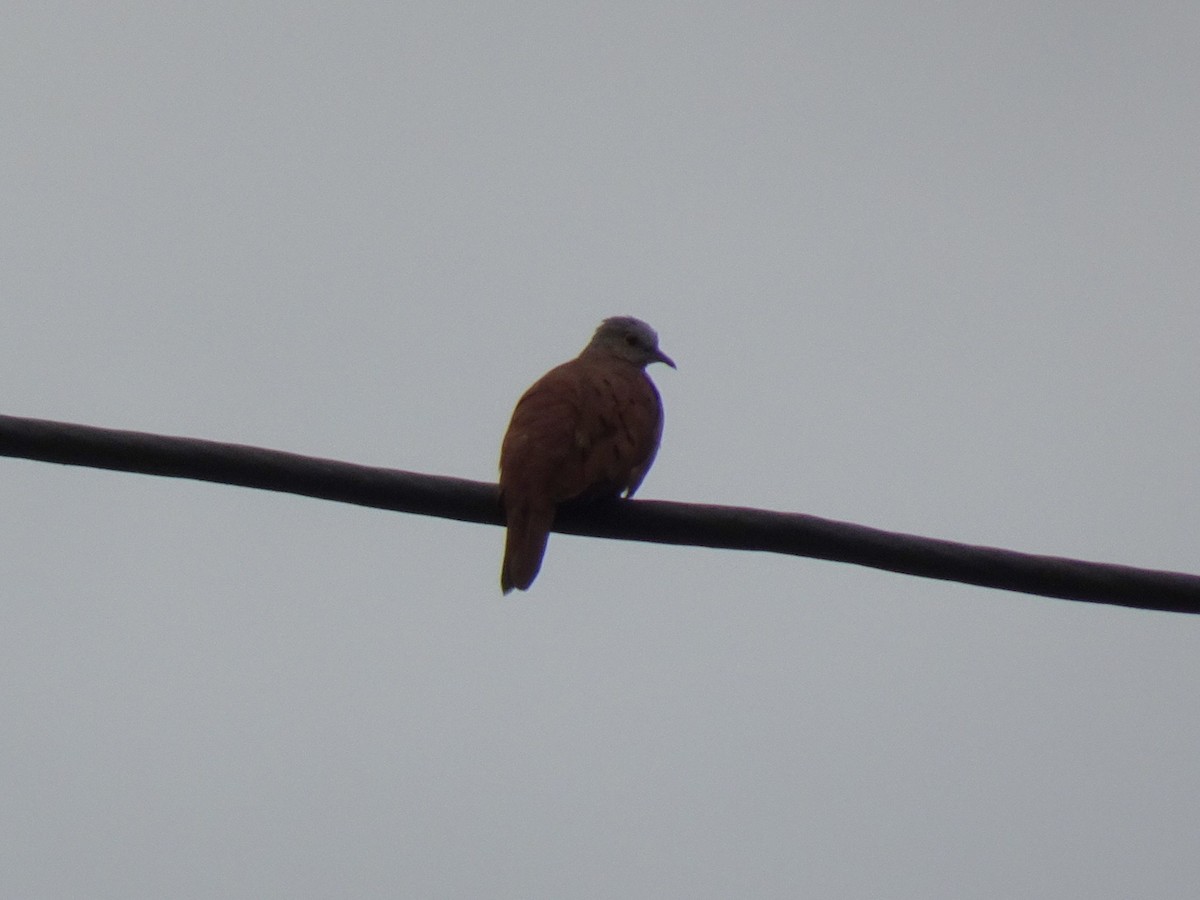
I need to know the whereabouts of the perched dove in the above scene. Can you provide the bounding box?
[499,317,675,593]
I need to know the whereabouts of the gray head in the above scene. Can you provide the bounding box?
[585,316,676,369]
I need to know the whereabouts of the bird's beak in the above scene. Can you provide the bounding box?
[655,349,676,369]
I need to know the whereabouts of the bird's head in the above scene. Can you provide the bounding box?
[587,316,676,369]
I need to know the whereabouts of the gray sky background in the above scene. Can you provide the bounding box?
[3,3,1198,898]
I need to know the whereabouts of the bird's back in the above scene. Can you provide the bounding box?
[498,351,664,592]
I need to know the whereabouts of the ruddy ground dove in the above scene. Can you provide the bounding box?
[499,316,675,593]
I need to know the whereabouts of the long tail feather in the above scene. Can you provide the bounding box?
[501,502,555,593]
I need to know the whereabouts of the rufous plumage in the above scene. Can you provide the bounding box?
[499,317,675,593]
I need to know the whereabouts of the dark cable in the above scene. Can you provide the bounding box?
[2,413,1196,614]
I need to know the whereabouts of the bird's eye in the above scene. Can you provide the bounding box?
[624,334,638,346]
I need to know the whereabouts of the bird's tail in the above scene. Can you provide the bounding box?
[501,501,555,593]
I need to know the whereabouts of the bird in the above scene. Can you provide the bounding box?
[499,316,675,593]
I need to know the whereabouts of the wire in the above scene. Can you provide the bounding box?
[2,413,1196,614]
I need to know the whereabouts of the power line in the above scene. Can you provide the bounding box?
[2,413,1196,614]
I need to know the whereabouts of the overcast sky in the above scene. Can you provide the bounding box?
[3,3,1199,898]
